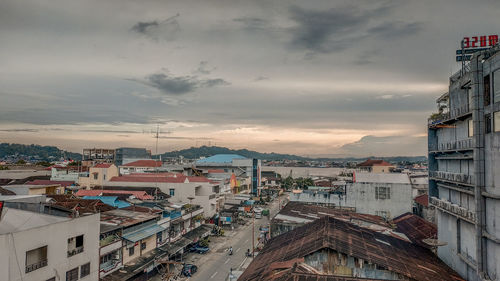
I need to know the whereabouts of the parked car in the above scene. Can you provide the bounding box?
[182,264,198,277]
[189,244,210,254]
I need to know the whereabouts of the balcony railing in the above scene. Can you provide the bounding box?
[25,259,48,273]
[100,260,122,274]
[429,139,474,152]
[429,171,474,185]
[67,246,84,257]
[430,196,476,223]
[428,104,471,126]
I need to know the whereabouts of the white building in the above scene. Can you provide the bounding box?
[0,207,100,281]
[289,172,413,219]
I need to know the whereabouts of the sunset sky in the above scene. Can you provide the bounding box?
[1,0,499,157]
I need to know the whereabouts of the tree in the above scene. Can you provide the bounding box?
[15,159,26,165]
[282,176,294,190]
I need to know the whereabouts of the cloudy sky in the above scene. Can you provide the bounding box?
[0,0,498,157]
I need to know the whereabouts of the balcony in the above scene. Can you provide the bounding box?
[430,196,476,223]
[428,104,471,127]
[429,139,474,152]
[67,246,84,257]
[429,171,474,186]
[100,260,122,276]
[25,259,48,273]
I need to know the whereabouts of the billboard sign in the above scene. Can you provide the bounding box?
[456,35,498,62]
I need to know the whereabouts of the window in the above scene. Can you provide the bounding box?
[141,242,147,250]
[486,114,492,133]
[495,111,500,132]
[25,245,48,273]
[129,246,134,256]
[66,267,79,281]
[457,219,462,253]
[103,174,106,180]
[80,263,90,278]
[46,278,56,281]
[468,119,474,137]
[494,70,500,103]
[68,235,84,257]
[484,75,491,106]
[169,189,175,196]
[93,173,98,180]
[375,186,390,200]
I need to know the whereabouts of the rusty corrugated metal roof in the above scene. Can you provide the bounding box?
[393,213,437,249]
[238,216,463,281]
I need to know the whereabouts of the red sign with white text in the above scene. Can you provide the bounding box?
[463,35,498,49]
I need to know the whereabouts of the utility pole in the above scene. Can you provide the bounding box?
[252,209,255,258]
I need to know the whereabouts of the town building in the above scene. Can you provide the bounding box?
[289,173,413,219]
[428,45,500,280]
[1,183,65,196]
[119,160,162,175]
[195,154,261,195]
[82,148,116,165]
[239,216,463,281]
[78,163,119,189]
[0,207,100,281]
[114,147,151,166]
[356,159,395,173]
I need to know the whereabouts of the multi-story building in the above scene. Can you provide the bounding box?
[82,148,115,165]
[428,45,500,280]
[195,154,261,195]
[0,207,100,281]
[114,148,151,166]
[78,163,119,189]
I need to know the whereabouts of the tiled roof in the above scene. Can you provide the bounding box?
[239,216,464,281]
[207,169,225,173]
[357,159,393,167]
[195,154,246,164]
[75,189,154,200]
[393,212,437,249]
[47,195,116,213]
[414,194,429,207]
[122,160,162,167]
[109,175,212,184]
[25,179,75,187]
[82,196,130,208]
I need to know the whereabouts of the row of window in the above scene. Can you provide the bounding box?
[484,70,500,106]
[128,241,147,256]
[66,263,91,281]
[467,111,500,137]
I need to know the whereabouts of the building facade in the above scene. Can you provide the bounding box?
[428,46,500,280]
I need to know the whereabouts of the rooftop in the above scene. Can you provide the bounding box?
[239,216,463,281]
[109,174,211,184]
[0,207,70,234]
[82,196,131,208]
[414,194,429,207]
[100,209,159,227]
[357,159,394,167]
[75,189,154,200]
[25,179,75,186]
[195,154,246,164]
[94,163,113,168]
[354,172,410,184]
[393,212,437,249]
[122,160,162,167]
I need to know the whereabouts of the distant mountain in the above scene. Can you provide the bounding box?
[159,146,307,161]
[158,146,426,163]
[0,143,82,161]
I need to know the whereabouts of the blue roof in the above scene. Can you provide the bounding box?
[196,154,247,164]
[82,196,131,208]
[122,224,166,243]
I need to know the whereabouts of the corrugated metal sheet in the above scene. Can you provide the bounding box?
[196,154,246,164]
[121,224,165,243]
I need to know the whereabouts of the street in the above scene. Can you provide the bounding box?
[151,195,283,281]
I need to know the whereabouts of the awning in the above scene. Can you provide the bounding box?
[122,224,165,243]
[184,225,212,242]
[160,237,192,256]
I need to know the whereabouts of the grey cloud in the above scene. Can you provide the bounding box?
[0,128,38,132]
[368,21,424,39]
[339,135,427,157]
[233,17,269,30]
[144,73,229,95]
[131,21,159,34]
[254,76,269,81]
[131,14,180,41]
[194,61,215,75]
[79,129,141,134]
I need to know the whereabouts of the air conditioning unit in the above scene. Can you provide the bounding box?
[460,207,468,217]
[444,201,452,210]
[451,204,459,213]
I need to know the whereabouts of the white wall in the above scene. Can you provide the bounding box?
[0,213,100,281]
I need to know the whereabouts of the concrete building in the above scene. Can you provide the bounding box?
[106,174,219,217]
[119,160,162,175]
[2,183,65,195]
[78,164,119,189]
[82,148,115,165]
[114,147,151,166]
[0,207,100,281]
[289,173,413,219]
[357,159,395,173]
[428,45,500,280]
[195,154,261,195]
